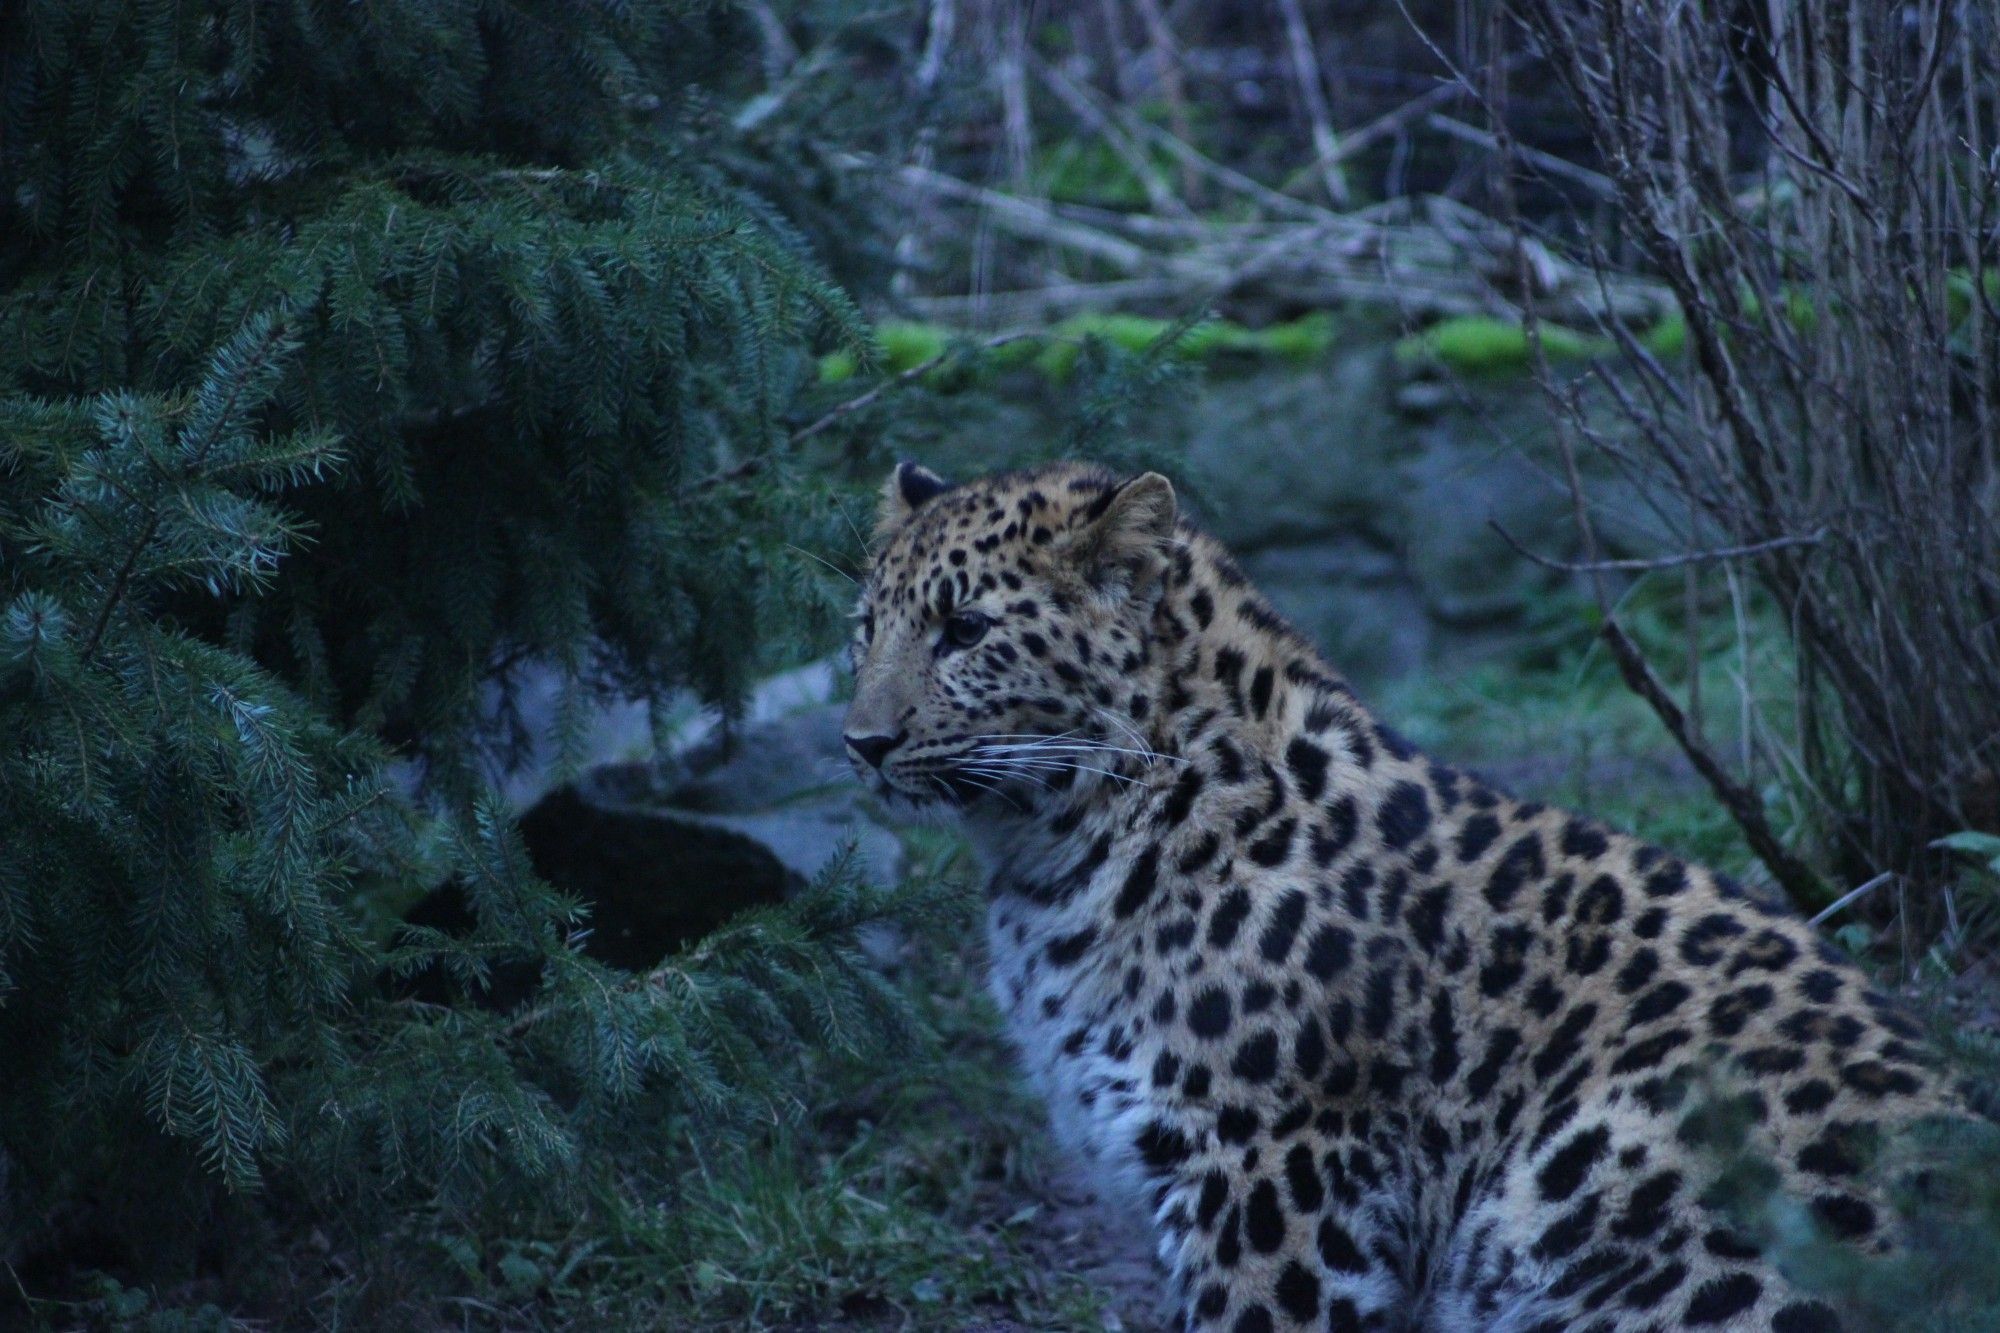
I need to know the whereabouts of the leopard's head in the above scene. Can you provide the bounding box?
[843,461,1180,812]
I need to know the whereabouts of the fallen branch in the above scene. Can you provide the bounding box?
[880,154,1667,329]
[1112,108,1337,224]
[894,165,1154,272]
[1028,54,1192,219]
[1274,0,1350,206]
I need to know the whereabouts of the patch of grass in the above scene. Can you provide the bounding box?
[1380,576,1800,881]
[533,829,1133,1332]
[553,1126,1108,1331]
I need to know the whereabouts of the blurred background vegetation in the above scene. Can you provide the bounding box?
[1,0,1996,1328]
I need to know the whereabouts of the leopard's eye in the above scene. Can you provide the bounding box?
[942,611,989,650]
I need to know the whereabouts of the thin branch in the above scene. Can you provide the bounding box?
[1600,618,1826,905]
[1113,109,1338,224]
[788,332,1040,444]
[1276,76,1474,193]
[1130,0,1199,200]
[893,165,1154,272]
[1487,522,1827,574]
[1809,871,1895,926]
[1425,114,1617,198]
[1027,53,1193,219]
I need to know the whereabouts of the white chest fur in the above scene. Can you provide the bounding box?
[983,893,1163,1234]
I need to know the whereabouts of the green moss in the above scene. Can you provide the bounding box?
[1064,311,1180,353]
[1641,310,1687,359]
[817,321,952,384]
[878,320,952,373]
[817,311,1342,387]
[1253,312,1339,360]
[818,348,858,383]
[1034,314,1179,379]
[1948,269,2000,324]
[1394,315,1608,376]
[1036,312,1340,379]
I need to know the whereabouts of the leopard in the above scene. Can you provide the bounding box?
[843,458,1963,1332]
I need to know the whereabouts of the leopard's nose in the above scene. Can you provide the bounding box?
[844,730,907,770]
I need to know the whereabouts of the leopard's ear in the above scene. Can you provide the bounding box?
[875,461,951,542]
[1070,472,1177,593]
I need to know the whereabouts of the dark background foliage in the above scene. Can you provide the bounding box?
[0,0,931,1294]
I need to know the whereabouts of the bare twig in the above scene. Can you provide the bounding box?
[995,6,1034,187]
[1276,77,1473,194]
[1113,113,1339,224]
[741,0,799,85]
[1508,0,2000,900]
[890,0,956,301]
[1487,522,1827,574]
[1810,872,1895,926]
[1481,31,1824,907]
[1425,114,1616,198]
[1130,0,1200,200]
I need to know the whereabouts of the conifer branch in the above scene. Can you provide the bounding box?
[78,314,295,666]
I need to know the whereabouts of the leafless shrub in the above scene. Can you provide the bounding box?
[1504,0,2000,902]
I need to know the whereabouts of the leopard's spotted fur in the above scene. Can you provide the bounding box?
[844,460,1960,1332]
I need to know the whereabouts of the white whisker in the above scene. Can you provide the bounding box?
[1093,706,1165,766]
[974,740,1182,766]
[984,757,1142,788]
[961,762,1057,794]
[783,543,857,585]
[947,767,1028,813]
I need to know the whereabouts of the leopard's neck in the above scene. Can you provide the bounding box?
[964,528,1383,891]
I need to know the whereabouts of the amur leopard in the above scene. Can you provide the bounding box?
[843,459,1960,1332]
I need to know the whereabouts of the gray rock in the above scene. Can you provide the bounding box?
[668,702,855,814]
[1237,540,1433,686]
[692,806,904,889]
[1181,351,1403,552]
[582,696,907,891]
[1395,412,1571,630]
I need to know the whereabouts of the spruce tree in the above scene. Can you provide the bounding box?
[0,0,924,1284]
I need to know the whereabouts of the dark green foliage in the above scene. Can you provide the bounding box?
[0,308,943,1258]
[0,0,935,1295]
[0,323,381,1196]
[2,0,874,787]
